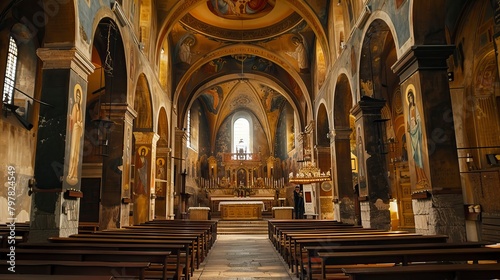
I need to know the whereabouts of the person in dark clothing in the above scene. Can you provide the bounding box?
[294,185,305,219]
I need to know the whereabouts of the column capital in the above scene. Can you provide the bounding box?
[391,45,455,83]
[351,96,386,118]
[102,103,138,120]
[333,127,352,141]
[175,127,188,141]
[133,131,160,146]
[37,47,95,78]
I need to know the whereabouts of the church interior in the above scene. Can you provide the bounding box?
[1,0,500,277]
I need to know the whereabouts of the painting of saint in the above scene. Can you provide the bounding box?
[407,90,429,188]
[135,146,149,195]
[66,84,84,186]
[286,36,309,72]
[356,126,366,189]
[178,36,195,65]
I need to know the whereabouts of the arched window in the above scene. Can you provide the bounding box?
[3,36,18,104]
[233,117,251,153]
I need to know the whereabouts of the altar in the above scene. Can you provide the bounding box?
[219,201,264,220]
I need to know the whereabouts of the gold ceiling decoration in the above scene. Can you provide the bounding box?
[289,161,331,184]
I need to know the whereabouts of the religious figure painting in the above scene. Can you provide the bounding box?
[66,84,84,186]
[406,88,429,189]
[286,36,309,72]
[207,0,274,19]
[201,86,223,114]
[135,146,149,195]
[177,35,196,66]
[356,126,366,190]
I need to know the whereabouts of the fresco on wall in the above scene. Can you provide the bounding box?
[200,86,223,114]
[135,146,149,195]
[207,0,274,19]
[66,84,84,186]
[260,85,285,112]
[406,87,429,189]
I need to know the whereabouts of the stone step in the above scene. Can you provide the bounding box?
[216,220,268,235]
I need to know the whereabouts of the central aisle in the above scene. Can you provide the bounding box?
[192,234,299,279]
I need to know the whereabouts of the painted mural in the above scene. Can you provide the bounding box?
[66,84,84,186]
[406,87,429,189]
[200,86,223,114]
[207,0,274,19]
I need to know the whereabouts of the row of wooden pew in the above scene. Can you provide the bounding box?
[268,219,500,280]
[0,219,218,279]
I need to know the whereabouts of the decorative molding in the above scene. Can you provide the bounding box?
[37,48,95,78]
[180,12,303,42]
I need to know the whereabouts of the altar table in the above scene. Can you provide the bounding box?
[219,201,264,220]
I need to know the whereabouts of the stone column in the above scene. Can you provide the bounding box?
[351,96,391,230]
[332,127,356,224]
[132,132,159,224]
[100,104,137,229]
[31,48,93,241]
[174,128,187,218]
[392,45,465,242]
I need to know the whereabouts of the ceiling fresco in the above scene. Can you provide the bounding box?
[156,0,330,149]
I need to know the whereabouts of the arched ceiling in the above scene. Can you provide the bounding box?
[156,0,330,135]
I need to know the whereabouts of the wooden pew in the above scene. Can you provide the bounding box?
[144,220,218,246]
[69,232,203,270]
[0,260,149,280]
[294,234,448,279]
[286,232,420,272]
[48,237,194,279]
[303,242,490,280]
[319,247,500,279]
[19,242,187,280]
[0,248,172,279]
[342,263,500,280]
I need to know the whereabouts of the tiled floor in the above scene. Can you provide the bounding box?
[192,234,299,280]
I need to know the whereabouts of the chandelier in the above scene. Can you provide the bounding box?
[289,161,331,184]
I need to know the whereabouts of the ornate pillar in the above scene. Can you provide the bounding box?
[99,104,137,229]
[332,127,355,224]
[351,96,391,230]
[132,132,159,224]
[31,48,93,241]
[392,45,465,241]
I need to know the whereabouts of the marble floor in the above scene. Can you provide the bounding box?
[192,234,299,280]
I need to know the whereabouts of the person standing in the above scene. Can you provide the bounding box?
[294,185,304,219]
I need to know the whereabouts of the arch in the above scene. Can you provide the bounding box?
[91,18,128,103]
[333,73,353,129]
[358,19,397,101]
[191,73,304,152]
[174,44,312,129]
[155,0,330,67]
[316,103,330,147]
[157,107,169,147]
[134,73,154,130]
[232,114,252,153]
